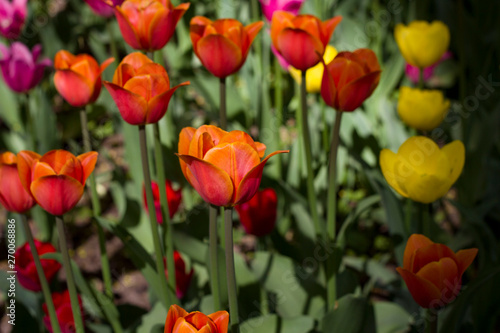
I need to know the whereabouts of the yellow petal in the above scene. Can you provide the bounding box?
[380,149,409,198]
[440,140,465,185]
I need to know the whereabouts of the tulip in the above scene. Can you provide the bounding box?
[395,20,450,68]
[115,0,190,51]
[270,11,342,71]
[259,0,305,22]
[16,150,98,216]
[164,251,193,299]
[0,152,36,213]
[289,45,337,93]
[164,304,229,333]
[397,87,450,131]
[235,188,277,237]
[190,17,264,78]
[84,0,123,17]
[143,180,182,223]
[0,42,52,93]
[380,136,465,204]
[405,51,452,85]
[15,239,61,292]
[0,0,26,39]
[43,290,84,333]
[177,125,288,207]
[104,52,189,125]
[321,49,381,111]
[397,234,478,308]
[54,50,114,107]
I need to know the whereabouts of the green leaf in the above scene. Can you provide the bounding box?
[240,314,315,333]
[136,302,167,333]
[373,301,411,333]
[322,295,375,333]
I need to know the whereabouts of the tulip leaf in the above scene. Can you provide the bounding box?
[373,301,412,333]
[240,314,315,333]
[136,301,167,333]
[343,256,398,285]
[322,295,375,333]
[0,80,22,133]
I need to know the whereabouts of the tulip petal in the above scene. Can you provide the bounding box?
[441,140,465,185]
[115,7,142,50]
[277,28,323,71]
[320,16,343,46]
[100,57,115,73]
[54,69,93,107]
[149,4,190,50]
[54,50,76,70]
[147,81,190,124]
[411,244,457,273]
[321,59,338,109]
[188,125,228,158]
[270,10,294,50]
[172,318,198,333]
[417,257,459,296]
[77,151,98,185]
[16,151,41,193]
[242,21,264,57]
[32,161,56,180]
[403,234,433,270]
[165,304,188,333]
[177,155,234,207]
[178,127,196,185]
[197,34,243,78]
[338,70,381,111]
[104,82,148,125]
[396,267,442,308]
[219,130,263,156]
[190,16,213,55]
[455,248,478,276]
[39,150,77,174]
[208,311,229,333]
[353,48,381,72]
[379,149,409,198]
[31,175,84,216]
[0,164,35,213]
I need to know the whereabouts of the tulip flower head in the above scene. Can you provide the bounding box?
[190,17,264,78]
[84,0,124,17]
[0,42,52,93]
[398,87,450,131]
[115,0,190,51]
[43,290,84,333]
[271,11,342,71]
[164,251,194,299]
[395,20,450,68]
[380,136,465,204]
[54,51,114,107]
[0,0,27,39]
[17,150,98,216]
[104,52,189,125]
[15,239,61,292]
[321,49,381,111]
[397,234,478,309]
[177,125,288,207]
[0,152,35,213]
[164,304,229,333]
[143,180,183,223]
[235,188,278,237]
[259,0,305,22]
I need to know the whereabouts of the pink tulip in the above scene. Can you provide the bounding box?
[0,42,52,93]
[83,0,124,17]
[259,0,305,22]
[0,0,27,39]
[405,51,452,84]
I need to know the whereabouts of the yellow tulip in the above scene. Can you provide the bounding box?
[394,21,450,68]
[380,136,465,203]
[397,87,450,131]
[289,45,337,93]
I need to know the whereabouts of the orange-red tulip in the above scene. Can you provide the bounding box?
[0,152,35,213]
[104,52,189,125]
[396,234,478,309]
[16,150,98,216]
[320,49,381,111]
[177,125,288,207]
[164,304,229,333]
[190,17,264,78]
[115,0,190,51]
[54,51,114,107]
[270,11,342,71]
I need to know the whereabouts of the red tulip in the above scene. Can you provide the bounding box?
[17,150,98,216]
[143,180,182,223]
[43,290,84,333]
[164,304,229,333]
[115,0,190,51]
[235,188,277,237]
[0,152,35,213]
[270,11,342,71]
[321,49,381,111]
[104,52,189,125]
[15,239,61,292]
[396,234,478,309]
[164,251,193,299]
[190,17,264,78]
[54,50,114,107]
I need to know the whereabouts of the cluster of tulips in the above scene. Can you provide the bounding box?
[0,0,479,332]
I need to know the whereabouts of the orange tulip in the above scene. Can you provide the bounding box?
[397,234,478,309]
[320,49,381,111]
[54,50,114,107]
[190,17,264,78]
[16,150,98,216]
[115,0,190,51]
[164,304,229,333]
[270,11,342,71]
[104,52,189,125]
[0,152,35,213]
[177,125,288,207]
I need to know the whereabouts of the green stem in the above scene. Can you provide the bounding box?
[426,309,438,333]
[224,208,239,333]
[209,205,221,310]
[300,70,324,240]
[56,216,84,333]
[220,78,227,130]
[20,215,61,333]
[152,122,177,305]
[326,111,343,310]
[405,198,413,235]
[422,203,432,237]
[138,125,170,307]
[24,93,36,150]
[320,98,329,155]
[257,237,269,316]
[106,19,119,61]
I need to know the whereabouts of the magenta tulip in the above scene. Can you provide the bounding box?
[259,0,305,22]
[83,0,124,17]
[0,0,27,39]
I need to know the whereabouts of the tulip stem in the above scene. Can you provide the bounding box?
[300,71,324,240]
[138,125,170,307]
[55,216,84,333]
[152,122,177,305]
[220,77,227,130]
[106,19,119,63]
[209,205,222,310]
[274,56,283,176]
[426,309,438,333]
[20,214,61,333]
[326,110,343,310]
[224,207,239,333]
